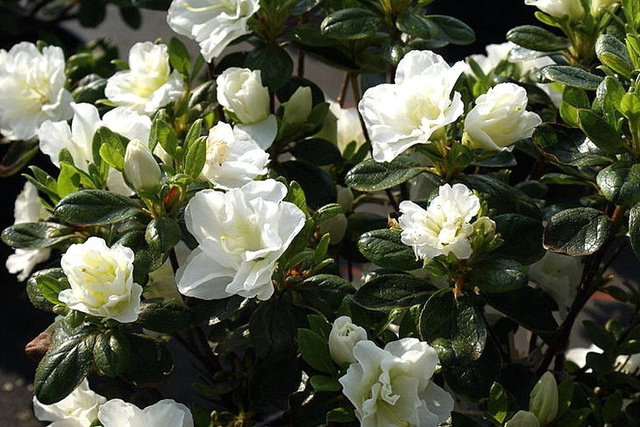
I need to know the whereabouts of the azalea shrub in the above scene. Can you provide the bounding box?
[2,0,640,426]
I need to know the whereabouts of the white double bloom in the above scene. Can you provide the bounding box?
[59,237,142,323]
[359,50,466,163]
[399,183,482,261]
[463,82,542,152]
[33,379,106,427]
[105,42,185,115]
[177,179,306,300]
[201,121,270,190]
[167,0,260,62]
[0,42,72,141]
[6,182,52,281]
[339,338,454,427]
[98,398,193,427]
[524,0,585,21]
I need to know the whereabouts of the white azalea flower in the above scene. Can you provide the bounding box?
[33,379,106,427]
[339,338,454,427]
[59,237,142,323]
[201,121,270,190]
[98,398,193,427]
[105,42,185,115]
[524,0,584,21]
[615,353,640,375]
[399,183,481,261]
[328,316,367,365]
[468,42,516,75]
[463,82,542,152]
[327,100,366,153]
[359,50,466,163]
[529,251,583,314]
[0,42,72,141]
[123,139,163,194]
[6,182,52,281]
[167,0,259,62]
[176,179,306,300]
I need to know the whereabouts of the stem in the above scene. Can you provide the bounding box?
[169,248,179,274]
[337,72,350,107]
[297,49,305,78]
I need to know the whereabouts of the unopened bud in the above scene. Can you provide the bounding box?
[529,371,558,426]
[282,86,312,127]
[505,410,540,427]
[124,139,162,195]
[329,316,367,365]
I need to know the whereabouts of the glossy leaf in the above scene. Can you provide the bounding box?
[544,207,613,256]
[354,274,434,311]
[55,190,141,226]
[491,213,546,265]
[358,229,423,271]
[542,66,603,90]
[1,222,77,249]
[596,161,640,206]
[472,259,528,293]
[506,25,568,52]
[345,156,423,191]
[533,123,612,166]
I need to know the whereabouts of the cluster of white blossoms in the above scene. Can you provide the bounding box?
[359,50,466,163]
[167,0,260,62]
[525,0,620,20]
[59,237,142,323]
[176,179,306,301]
[0,42,72,141]
[329,317,453,427]
[34,379,193,427]
[105,41,185,115]
[399,183,490,261]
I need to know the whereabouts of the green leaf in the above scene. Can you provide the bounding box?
[93,330,130,376]
[488,382,509,424]
[506,25,569,52]
[78,0,106,27]
[289,138,342,166]
[249,299,296,360]
[27,268,68,309]
[596,34,633,79]
[584,320,617,353]
[354,274,434,311]
[533,123,612,166]
[297,274,354,316]
[358,229,423,271]
[131,0,171,9]
[320,8,381,40]
[245,44,294,92]
[542,66,603,90]
[425,15,475,45]
[297,329,335,374]
[630,203,640,260]
[272,161,336,209]
[597,161,640,206]
[472,259,528,293]
[491,213,546,265]
[345,156,423,192]
[150,113,179,158]
[1,222,76,249]
[35,328,95,404]
[137,300,192,333]
[620,93,640,119]
[146,217,181,254]
[123,333,173,386]
[57,163,95,197]
[310,375,341,392]
[544,207,613,256]
[396,12,433,40]
[578,109,627,154]
[284,180,307,211]
[461,174,541,219]
[55,190,141,226]
[326,407,356,423]
[441,339,501,401]
[99,144,125,171]
[0,138,40,178]
[119,6,141,29]
[484,287,558,332]
[93,126,128,167]
[168,37,191,77]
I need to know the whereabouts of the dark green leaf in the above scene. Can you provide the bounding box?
[168,37,190,77]
[289,138,342,166]
[472,259,528,293]
[245,44,294,92]
[491,213,546,265]
[358,229,422,271]
[441,339,501,401]
[1,222,76,249]
[485,287,558,332]
[596,34,633,78]
[584,320,617,353]
[78,0,106,27]
[150,113,179,158]
[55,190,141,226]
[542,66,603,90]
[506,25,569,52]
[137,299,192,333]
[130,0,171,9]
[355,274,434,311]
[272,161,336,209]
[249,299,296,360]
[630,203,640,260]
[396,12,433,40]
[320,8,381,40]
[345,156,423,192]
[310,375,341,392]
[93,330,130,376]
[533,123,612,166]
[27,268,67,310]
[461,174,542,219]
[488,382,509,424]
[123,333,173,386]
[145,217,181,254]
[578,109,627,154]
[297,274,354,316]
[119,6,141,29]
[544,207,613,256]
[596,161,640,206]
[425,15,475,45]
[297,329,334,373]
[0,138,39,178]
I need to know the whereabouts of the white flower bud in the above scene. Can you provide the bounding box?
[282,86,312,127]
[216,68,270,125]
[124,139,162,195]
[329,316,367,365]
[529,372,558,426]
[336,185,354,213]
[505,410,540,427]
[463,83,542,152]
[318,213,348,245]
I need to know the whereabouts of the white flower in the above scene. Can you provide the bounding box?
[359,50,466,163]
[0,42,72,141]
[98,398,193,427]
[505,410,540,427]
[529,251,583,314]
[216,67,277,148]
[201,122,269,190]
[524,0,584,21]
[615,354,640,375]
[464,83,541,152]
[565,344,603,369]
[33,379,106,427]
[59,237,142,323]
[105,42,185,115]
[176,179,306,301]
[339,338,454,427]
[123,139,163,194]
[399,183,481,261]
[329,100,366,153]
[6,182,52,281]
[328,316,367,365]
[167,0,259,62]
[468,42,516,75]
[529,372,558,425]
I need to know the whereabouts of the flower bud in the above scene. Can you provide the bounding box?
[124,139,162,195]
[505,410,540,427]
[216,68,270,125]
[473,216,497,238]
[329,316,367,365]
[529,371,558,426]
[318,213,348,245]
[336,185,354,213]
[282,86,312,127]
